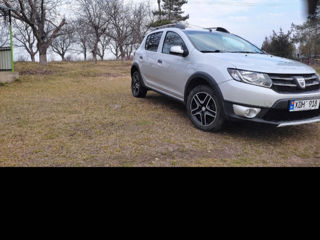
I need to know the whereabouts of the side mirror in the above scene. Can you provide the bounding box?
[170,46,189,57]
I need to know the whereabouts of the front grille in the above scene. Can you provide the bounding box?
[269,73,320,93]
[263,108,320,122]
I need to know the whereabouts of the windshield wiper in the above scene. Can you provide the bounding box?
[229,51,262,54]
[200,50,223,53]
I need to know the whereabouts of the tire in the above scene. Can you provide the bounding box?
[131,71,147,98]
[187,85,225,132]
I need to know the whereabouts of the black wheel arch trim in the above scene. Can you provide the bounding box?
[185,72,228,117]
[184,72,225,103]
[131,63,147,88]
[131,62,140,74]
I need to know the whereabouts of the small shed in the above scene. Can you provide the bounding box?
[0,5,18,83]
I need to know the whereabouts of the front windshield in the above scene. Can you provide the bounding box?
[185,31,263,54]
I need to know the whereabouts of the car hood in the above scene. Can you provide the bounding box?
[208,53,316,74]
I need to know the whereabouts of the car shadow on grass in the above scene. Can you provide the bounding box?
[146,92,186,114]
[145,92,318,140]
[221,121,310,139]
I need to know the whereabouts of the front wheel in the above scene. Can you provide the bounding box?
[131,71,147,98]
[187,85,225,132]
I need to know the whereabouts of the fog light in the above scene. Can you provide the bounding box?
[233,105,261,119]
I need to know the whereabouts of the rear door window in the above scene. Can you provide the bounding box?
[145,32,163,52]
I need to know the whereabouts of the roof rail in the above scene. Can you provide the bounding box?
[204,27,230,33]
[151,23,186,31]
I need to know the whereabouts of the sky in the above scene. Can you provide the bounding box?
[146,0,307,47]
[9,0,309,61]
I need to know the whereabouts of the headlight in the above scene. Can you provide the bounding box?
[316,72,320,81]
[228,69,273,88]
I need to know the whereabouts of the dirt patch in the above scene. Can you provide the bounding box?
[20,69,54,76]
[97,73,126,78]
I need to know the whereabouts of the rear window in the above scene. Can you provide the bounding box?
[145,32,163,52]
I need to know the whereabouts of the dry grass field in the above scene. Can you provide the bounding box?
[0,61,320,167]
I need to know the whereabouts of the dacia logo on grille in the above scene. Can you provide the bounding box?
[295,77,306,89]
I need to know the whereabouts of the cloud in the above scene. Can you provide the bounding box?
[179,0,306,47]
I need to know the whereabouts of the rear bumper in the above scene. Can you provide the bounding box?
[223,100,320,127]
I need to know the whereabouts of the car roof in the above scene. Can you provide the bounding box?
[148,24,230,35]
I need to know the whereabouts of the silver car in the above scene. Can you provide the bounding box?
[131,24,320,132]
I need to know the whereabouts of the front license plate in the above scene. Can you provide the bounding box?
[289,99,320,112]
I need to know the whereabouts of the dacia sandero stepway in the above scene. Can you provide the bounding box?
[131,24,320,132]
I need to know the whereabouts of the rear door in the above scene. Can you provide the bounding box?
[140,31,164,88]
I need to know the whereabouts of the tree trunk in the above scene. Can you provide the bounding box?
[39,46,48,65]
[93,52,97,64]
[31,54,36,62]
[119,45,125,61]
[168,1,173,21]
[158,0,162,20]
[92,41,99,64]
[83,50,87,61]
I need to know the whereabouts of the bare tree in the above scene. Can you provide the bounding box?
[116,1,153,60]
[130,2,153,51]
[106,0,133,60]
[72,0,153,61]
[51,24,75,61]
[97,34,110,60]
[1,0,66,65]
[109,40,121,60]
[13,20,38,62]
[0,28,9,48]
[74,19,90,61]
[0,16,9,47]
[77,0,109,63]
[157,0,162,20]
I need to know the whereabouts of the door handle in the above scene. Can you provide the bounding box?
[140,56,143,60]
[158,59,162,64]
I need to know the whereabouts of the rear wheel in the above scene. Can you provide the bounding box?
[187,85,225,132]
[131,71,147,98]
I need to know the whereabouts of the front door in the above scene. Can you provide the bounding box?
[157,31,191,99]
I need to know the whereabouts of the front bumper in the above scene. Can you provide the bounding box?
[277,118,320,127]
[220,80,320,108]
[223,100,320,127]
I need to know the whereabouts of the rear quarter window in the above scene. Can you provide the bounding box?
[145,32,163,52]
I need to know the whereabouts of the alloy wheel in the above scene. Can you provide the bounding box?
[190,92,217,126]
[132,72,141,96]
